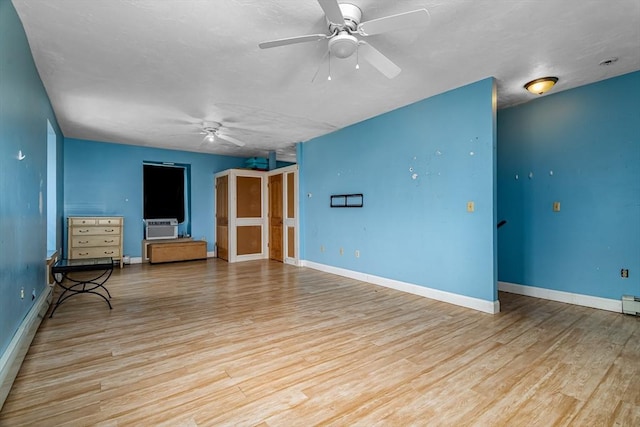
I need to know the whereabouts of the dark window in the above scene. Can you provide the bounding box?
[143,164,185,222]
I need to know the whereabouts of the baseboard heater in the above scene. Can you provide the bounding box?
[145,219,178,240]
[622,295,640,316]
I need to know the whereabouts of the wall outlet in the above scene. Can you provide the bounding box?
[355,250,360,258]
[20,287,24,299]
[31,289,36,300]
[339,247,344,256]
[621,269,629,278]
[320,245,325,252]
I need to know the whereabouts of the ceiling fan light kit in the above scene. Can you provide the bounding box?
[200,122,246,147]
[258,0,430,79]
[328,32,358,58]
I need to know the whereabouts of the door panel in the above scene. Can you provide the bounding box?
[287,226,295,259]
[237,225,262,255]
[287,172,295,219]
[215,175,228,261]
[237,176,262,218]
[269,174,283,262]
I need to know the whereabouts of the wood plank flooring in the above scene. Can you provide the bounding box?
[1,259,638,426]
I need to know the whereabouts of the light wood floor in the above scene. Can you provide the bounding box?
[1,259,638,426]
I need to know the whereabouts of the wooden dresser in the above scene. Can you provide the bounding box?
[67,216,124,268]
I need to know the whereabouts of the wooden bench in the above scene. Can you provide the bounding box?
[148,240,207,264]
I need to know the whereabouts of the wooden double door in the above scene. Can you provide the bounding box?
[215,166,297,264]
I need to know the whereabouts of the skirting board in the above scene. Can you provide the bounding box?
[0,285,53,410]
[498,281,622,313]
[302,260,499,314]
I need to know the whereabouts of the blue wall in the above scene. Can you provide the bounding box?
[299,78,497,302]
[497,71,640,300]
[0,0,64,355]
[64,138,246,257]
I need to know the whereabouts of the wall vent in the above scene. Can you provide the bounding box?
[145,219,178,240]
[622,295,640,316]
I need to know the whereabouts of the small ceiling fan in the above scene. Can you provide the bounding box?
[200,122,246,147]
[258,0,430,79]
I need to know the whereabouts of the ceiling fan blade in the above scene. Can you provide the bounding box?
[259,34,328,49]
[217,134,246,147]
[358,42,401,79]
[317,0,345,25]
[358,9,430,36]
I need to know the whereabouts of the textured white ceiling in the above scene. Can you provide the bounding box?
[12,0,640,161]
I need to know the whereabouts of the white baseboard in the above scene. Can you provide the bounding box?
[302,260,499,314]
[207,251,216,258]
[498,281,622,313]
[0,286,53,410]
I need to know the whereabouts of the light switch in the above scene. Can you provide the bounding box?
[467,201,475,212]
[553,201,561,212]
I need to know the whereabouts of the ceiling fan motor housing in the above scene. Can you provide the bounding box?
[202,121,221,133]
[327,4,362,59]
[328,3,362,31]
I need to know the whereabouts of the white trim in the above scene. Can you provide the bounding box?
[0,286,53,410]
[266,164,299,175]
[284,258,301,267]
[207,251,216,258]
[302,260,499,314]
[498,281,622,313]
[235,253,266,262]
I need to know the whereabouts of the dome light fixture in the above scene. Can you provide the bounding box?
[328,31,358,59]
[524,77,558,95]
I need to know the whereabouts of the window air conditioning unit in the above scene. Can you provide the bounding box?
[145,219,178,240]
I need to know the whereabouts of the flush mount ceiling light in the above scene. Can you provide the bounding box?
[524,77,558,95]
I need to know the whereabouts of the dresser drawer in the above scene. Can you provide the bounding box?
[71,247,121,259]
[99,218,122,225]
[70,218,98,226]
[72,226,121,236]
[72,236,120,247]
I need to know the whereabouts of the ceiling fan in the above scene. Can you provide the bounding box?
[200,122,246,147]
[258,0,430,79]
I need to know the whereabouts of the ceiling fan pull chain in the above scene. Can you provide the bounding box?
[355,44,360,70]
[328,52,332,81]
